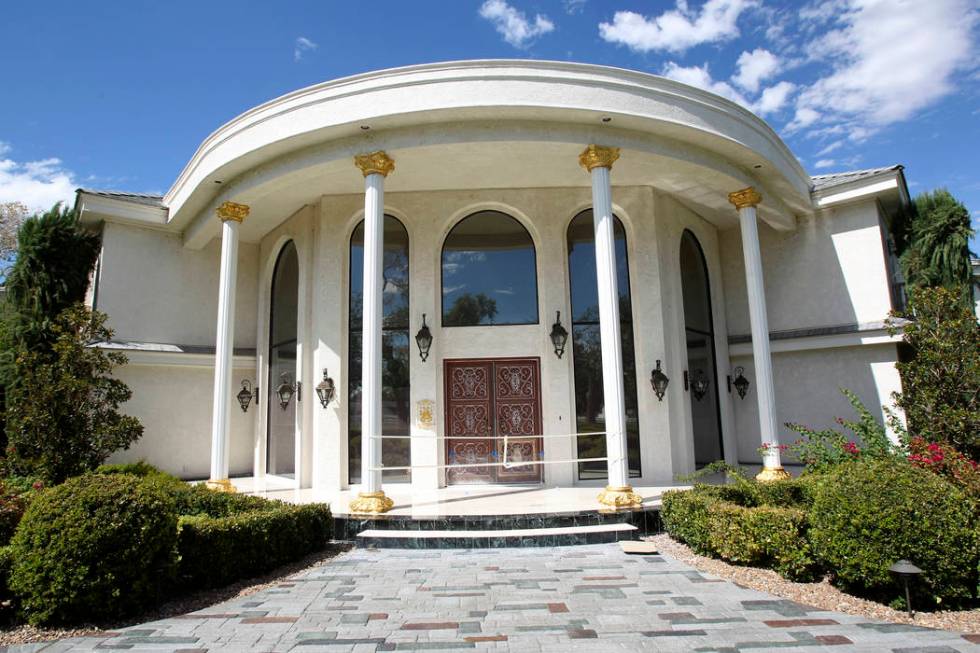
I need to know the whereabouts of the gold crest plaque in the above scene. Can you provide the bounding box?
[416,399,435,430]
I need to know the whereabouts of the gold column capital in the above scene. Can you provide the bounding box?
[597,485,643,508]
[215,201,250,223]
[355,151,395,177]
[728,187,762,210]
[579,145,620,172]
[349,491,394,514]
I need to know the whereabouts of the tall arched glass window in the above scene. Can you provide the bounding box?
[680,230,723,466]
[267,241,298,478]
[567,210,641,480]
[441,210,538,326]
[349,216,411,483]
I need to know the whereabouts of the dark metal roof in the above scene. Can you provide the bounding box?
[811,165,903,192]
[77,188,165,208]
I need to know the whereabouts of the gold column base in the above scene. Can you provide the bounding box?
[205,478,236,493]
[755,466,791,482]
[348,491,394,514]
[598,485,644,508]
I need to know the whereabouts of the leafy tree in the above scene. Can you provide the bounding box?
[888,287,980,460]
[444,292,498,326]
[0,201,29,275]
[900,189,976,303]
[1,203,101,358]
[5,306,142,484]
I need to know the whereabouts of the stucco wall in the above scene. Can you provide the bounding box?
[107,361,255,479]
[96,222,259,348]
[730,342,902,463]
[720,199,894,335]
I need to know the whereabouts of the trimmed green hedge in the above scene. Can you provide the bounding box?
[9,474,178,625]
[662,482,817,581]
[0,545,14,602]
[810,459,979,607]
[177,503,332,589]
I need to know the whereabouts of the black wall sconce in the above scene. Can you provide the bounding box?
[415,314,433,362]
[276,372,299,410]
[732,366,750,399]
[237,379,257,413]
[690,369,709,402]
[315,369,336,408]
[550,311,569,359]
[650,360,669,401]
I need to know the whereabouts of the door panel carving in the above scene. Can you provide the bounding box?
[444,358,543,484]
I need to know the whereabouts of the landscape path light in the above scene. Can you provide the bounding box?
[888,559,923,618]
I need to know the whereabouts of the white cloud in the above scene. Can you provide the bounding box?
[293,36,317,62]
[814,158,837,169]
[563,0,587,15]
[754,80,796,114]
[598,0,757,54]
[479,0,555,49]
[732,48,780,92]
[0,145,76,212]
[792,0,977,139]
[816,140,844,156]
[661,63,794,116]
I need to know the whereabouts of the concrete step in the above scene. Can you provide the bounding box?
[356,522,638,549]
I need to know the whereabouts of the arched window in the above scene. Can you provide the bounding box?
[567,210,641,480]
[441,210,538,326]
[680,230,723,466]
[349,216,411,483]
[268,241,298,477]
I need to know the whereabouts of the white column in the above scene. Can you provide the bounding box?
[349,151,395,514]
[208,201,249,492]
[729,188,788,481]
[580,145,641,508]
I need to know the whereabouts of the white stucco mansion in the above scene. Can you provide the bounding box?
[76,60,910,512]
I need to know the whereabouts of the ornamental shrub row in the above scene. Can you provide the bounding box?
[661,479,818,581]
[6,469,332,625]
[663,460,980,607]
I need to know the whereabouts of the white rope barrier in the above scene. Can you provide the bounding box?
[362,429,614,473]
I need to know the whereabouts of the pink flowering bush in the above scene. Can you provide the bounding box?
[906,437,980,500]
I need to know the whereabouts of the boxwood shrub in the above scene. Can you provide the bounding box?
[177,503,332,589]
[9,474,178,625]
[662,478,819,581]
[810,459,979,607]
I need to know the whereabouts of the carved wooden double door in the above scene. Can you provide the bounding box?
[444,358,543,484]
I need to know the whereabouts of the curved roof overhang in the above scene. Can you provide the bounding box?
[161,60,813,249]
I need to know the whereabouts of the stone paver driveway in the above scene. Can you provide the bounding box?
[20,544,980,652]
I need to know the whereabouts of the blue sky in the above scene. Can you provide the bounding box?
[1,0,978,249]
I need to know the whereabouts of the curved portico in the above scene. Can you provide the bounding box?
[77,60,907,516]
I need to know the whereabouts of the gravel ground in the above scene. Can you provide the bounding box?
[0,544,349,646]
[648,533,980,635]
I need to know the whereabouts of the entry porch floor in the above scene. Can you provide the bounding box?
[229,477,694,517]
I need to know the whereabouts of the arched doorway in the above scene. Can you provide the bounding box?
[267,241,298,477]
[680,230,723,466]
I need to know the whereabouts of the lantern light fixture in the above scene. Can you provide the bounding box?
[650,360,669,401]
[276,372,297,410]
[732,366,750,400]
[415,313,433,362]
[315,368,337,408]
[888,559,923,618]
[690,369,709,402]
[236,379,255,413]
[549,311,569,359]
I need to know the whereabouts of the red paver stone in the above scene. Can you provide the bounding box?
[568,629,598,639]
[963,635,980,644]
[764,619,839,627]
[369,613,389,621]
[484,566,499,571]
[241,616,298,624]
[174,614,238,620]
[548,603,570,613]
[401,622,459,630]
[815,635,853,645]
[465,635,508,642]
